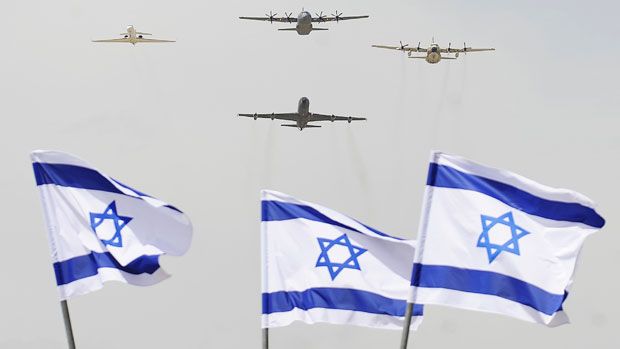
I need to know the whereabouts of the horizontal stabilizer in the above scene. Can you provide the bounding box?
[278,28,297,31]
[408,56,427,59]
[280,124,299,127]
[312,28,328,31]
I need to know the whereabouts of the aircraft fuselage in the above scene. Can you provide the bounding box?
[297,97,311,129]
[425,45,442,64]
[296,12,314,35]
[123,25,147,45]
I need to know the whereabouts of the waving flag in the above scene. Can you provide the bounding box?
[261,190,423,330]
[32,150,193,300]
[410,151,605,326]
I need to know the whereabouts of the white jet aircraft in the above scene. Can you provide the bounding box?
[239,97,366,131]
[373,39,494,64]
[239,10,369,35]
[92,25,175,45]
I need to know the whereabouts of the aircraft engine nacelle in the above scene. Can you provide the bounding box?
[331,115,336,122]
[348,116,352,123]
[271,113,275,120]
[253,113,258,120]
[455,52,459,58]
[138,35,143,39]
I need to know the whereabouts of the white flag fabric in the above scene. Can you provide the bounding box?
[261,190,423,330]
[410,151,605,326]
[32,150,193,300]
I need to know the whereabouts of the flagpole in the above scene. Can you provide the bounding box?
[399,302,414,349]
[262,328,269,349]
[60,300,76,349]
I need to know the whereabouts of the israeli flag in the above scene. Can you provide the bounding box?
[31,150,193,300]
[261,190,423,330]
[410,151,605,326]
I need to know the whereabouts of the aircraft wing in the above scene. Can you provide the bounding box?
[239,16,297,23]
[372,44,425,52]
[310,113,366,122]
[443,48,495,53]
[92,38,131,43]
[238,113,299,121]
[313,15,369,22]
[135,38,175,43]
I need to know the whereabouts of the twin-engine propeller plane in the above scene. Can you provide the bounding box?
[92,25,175,45]
[239,10,369,35]
[239,97,366,131]
[372,39,494,64]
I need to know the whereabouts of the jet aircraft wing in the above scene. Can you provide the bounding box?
[310,113,366,122]
[135,38,176,43]
[92,37,174,43]
[313,15,369,22]
[239,16,298,23]
[238,113,299,121]
[92,38,132,43]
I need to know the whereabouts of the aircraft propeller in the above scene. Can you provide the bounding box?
[315,11,327,22]
[284,12,294,23]
[332,10,343,22]
[463,42,468,53]
[448,42,452,52]
[399,41,409,51]
[265,11,278,23]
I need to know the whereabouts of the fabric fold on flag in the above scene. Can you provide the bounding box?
[262,190,423,330]
[410,151,605,326]
[32,150,193,300]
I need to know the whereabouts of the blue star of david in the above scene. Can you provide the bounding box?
[315,233,367,280]
[477,211,530,263]
[89,201,132,248]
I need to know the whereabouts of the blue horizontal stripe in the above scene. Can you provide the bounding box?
[53,252,160,286]
[261,200,402,240]
[32,162,184,213]
[411,264,566,316]
[34,163,123,194]
[427,163,605,228]
[263,287,423,317]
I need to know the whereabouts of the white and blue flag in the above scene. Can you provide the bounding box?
[261,190,423,330]
[410,151,605,326]
[31,150,193,300]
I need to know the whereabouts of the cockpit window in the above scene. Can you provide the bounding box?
[431,47,438,52]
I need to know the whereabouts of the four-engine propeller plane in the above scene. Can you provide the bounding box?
[239,97,366,130]
[372,39,495,64]
[92,25,175,45]
[239,10,369,35]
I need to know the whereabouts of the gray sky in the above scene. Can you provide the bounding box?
[1,0,619,348]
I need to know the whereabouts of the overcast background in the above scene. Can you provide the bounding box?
[1,0,618,348]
